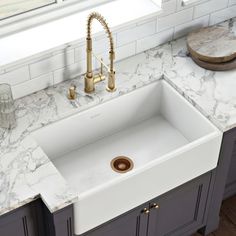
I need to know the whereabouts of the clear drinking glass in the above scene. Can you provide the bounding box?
[0,83,16,129]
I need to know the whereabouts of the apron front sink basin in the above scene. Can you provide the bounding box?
[32,80,222,235]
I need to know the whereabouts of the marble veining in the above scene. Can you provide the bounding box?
[163,18,236,131]
[0,18,236,217]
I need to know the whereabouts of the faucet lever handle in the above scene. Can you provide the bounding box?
[100,58,104,76]
[94,57,106,84]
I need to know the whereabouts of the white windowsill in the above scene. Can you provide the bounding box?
[0,0,162,68]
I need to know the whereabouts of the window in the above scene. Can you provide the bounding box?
[0,0,111,37]
[0,0,162,66]
[0,0,55,20]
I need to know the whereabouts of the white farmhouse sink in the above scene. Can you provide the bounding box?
[32,80,222,235]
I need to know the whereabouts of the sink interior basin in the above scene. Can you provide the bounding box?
[32,80,222,235]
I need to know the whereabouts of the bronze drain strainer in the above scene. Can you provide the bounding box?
[111,156,134,173]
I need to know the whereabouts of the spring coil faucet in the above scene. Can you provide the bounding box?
[84,12,116,93]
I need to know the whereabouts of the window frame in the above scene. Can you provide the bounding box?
[0,0,112,38]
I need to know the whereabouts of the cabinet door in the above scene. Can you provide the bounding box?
[225,135,236,198]
[0,200,40,236]
[84,203,149,236]
[42,202,74,236]
[148,173,211,236]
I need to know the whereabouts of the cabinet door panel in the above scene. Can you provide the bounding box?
[225,138,236,198]
[148,173,211,236]
[0,219,26,236]
[42,202,74,236]
[84,204,149,236]
[139,212,149,236]
[0,201,40,236]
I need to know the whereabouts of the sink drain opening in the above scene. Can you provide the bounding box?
[111,156,134,173]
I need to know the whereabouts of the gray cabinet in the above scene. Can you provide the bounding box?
[0,199,73,236]
[200,128,236,235]
[83,172,211,236]
[147,173,210,236]
[0,200,43,236]
[224,129,236,198]
[41,201,74,236]
[0,173,213,236]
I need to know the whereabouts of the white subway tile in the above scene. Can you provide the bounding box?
[136,28,174,53]
[75,44,86,62]
[93,34,117,55]
[96,42,136,67]
[159,0,177,17]
[229,0,236,6]
[117,20,156,47]
[53,60,87,85]
[0,69,5,75]
[157,8,194,32]
[114,23,137,34]
[112,42,136,62]
[0,66,30,86]
[111,42,136,61]
[194,0,228,18]
[136,17,157,26]
[1,52,54,73]
[74,35,118,63]
[2,4,236,98]
[177,0,209,11]
[174,15,209,38]
[30,49,74,78]
[3,62,31,73]
[209,5,236,25]
[52,44,76,56]
[12,73,53,99]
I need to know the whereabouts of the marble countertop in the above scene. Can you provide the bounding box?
[0,18,235,217]
[164,18,236,132]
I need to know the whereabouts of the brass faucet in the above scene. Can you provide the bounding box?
[84,12,116,93]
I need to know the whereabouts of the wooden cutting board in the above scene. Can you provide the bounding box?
[187,26,236,63]
[191,56,236,71]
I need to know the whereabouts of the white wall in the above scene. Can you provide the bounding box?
[0,0,235,99]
